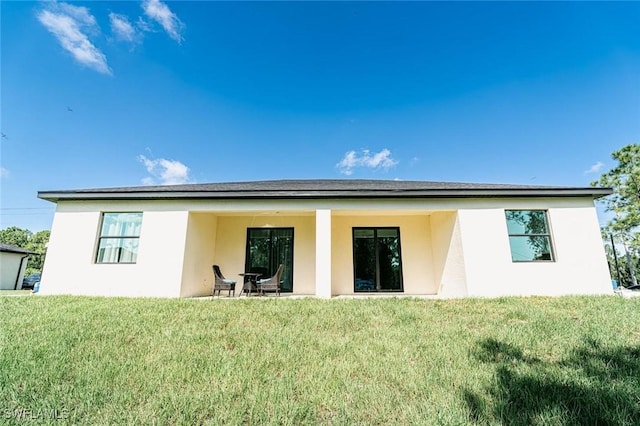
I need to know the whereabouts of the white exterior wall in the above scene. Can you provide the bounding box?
[0,251,29,290]
[331,214,435,295]
[38,196,612,298]
[457,200,612,297]
[315,210,332,298]
[180,213,218,297]
[40,204,189,297]
[430,212,468,298]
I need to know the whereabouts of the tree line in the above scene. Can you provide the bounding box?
[592,143,639,286]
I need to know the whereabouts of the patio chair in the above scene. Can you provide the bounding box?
[212,265,236,297]
[256,264,284,296]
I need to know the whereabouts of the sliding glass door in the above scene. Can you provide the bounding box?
[353,227,403,292]
[245,228,294,292]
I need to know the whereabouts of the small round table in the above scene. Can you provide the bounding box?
[238,272,262,296]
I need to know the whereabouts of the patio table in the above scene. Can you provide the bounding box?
[239,272,262,296]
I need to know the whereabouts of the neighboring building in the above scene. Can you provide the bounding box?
[0,243,33,290]
[37,179,612,298]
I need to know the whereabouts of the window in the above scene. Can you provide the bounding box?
[96,213,142,263]
[245,228,294,292]
[505,210,554,262]
[353,227,403,292]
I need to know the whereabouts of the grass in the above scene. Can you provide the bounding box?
[0,290,32,296]
[1,296,639,425]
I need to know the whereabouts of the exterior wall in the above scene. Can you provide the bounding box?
[0,251,28,290]
[40,205,189,297]
[212,215,316,295]
[457,200,612,297]
[315,210,332,298]
[38,196,611,298]
[430,211,468,297]
[332,214,435,295]
[180,213,218,297]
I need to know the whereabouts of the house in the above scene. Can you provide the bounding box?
[37,179,613,298]
[0,243,34,290]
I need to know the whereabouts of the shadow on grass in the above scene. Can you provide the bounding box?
[464,338,640,425]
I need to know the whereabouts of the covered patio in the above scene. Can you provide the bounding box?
[179,207,463,298]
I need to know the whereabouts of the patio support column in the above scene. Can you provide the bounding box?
[315,209,332,298]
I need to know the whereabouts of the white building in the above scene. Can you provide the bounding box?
[0,243,33,290]
[37,179,613,298]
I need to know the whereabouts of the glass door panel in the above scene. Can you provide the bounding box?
[245,228,294,292]
[354,229,376,291]
[377,229,402,291]
[353,228,403,292]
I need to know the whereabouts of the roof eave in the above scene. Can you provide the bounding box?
[38,188,613,202]
[0,247,37,255]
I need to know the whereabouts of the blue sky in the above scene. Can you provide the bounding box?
[1,1,639,231]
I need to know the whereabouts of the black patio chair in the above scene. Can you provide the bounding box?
[212,265,236,297]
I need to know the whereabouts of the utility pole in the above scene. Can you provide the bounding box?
[621,236,638,287]
[612,208,638,287]
[610,234,622,285]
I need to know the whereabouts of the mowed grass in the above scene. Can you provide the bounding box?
[1,296,639,425]
[0,290,32,296]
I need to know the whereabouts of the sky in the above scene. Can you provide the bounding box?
[1,1,639,232]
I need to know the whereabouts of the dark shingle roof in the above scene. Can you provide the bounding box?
[0,243,35,255]
[38,179,612,202]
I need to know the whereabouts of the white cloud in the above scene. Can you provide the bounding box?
[142,0,184,43]
[37,3,111,75]
[0,167,9,179]
[336,148,398,176]
[585,161,605,174]
[138,155,192,185]
[58,2,98,29]
[136,17,152,33]
[109,13,138,43]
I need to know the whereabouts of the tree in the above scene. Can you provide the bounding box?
[592,144,640,247]
[0,226,50,275]
[0,226,32,249]
[24,230,50,274]
[592,143,640,285]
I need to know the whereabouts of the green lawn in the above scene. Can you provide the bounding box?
[0,290,32,296]
[1,296,639,425]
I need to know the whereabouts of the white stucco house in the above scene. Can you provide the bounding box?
[37,179,613,298]
[0,243,34,290]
